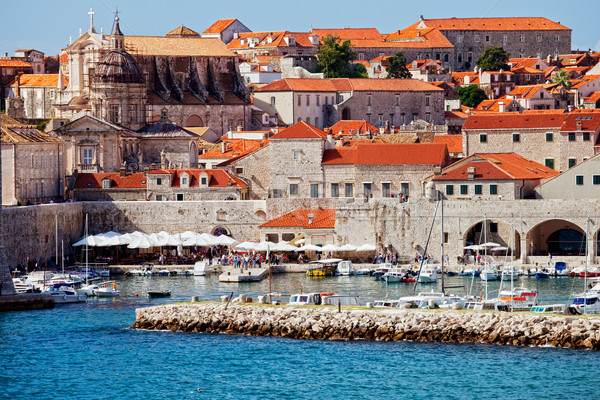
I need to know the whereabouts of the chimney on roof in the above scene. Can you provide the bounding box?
[307,213,314,224]
[237,125,243,132]
[120,166,126,177]
[498,101,505,113]
[467,167,475,180]
[3,52,7,57]
[222,141,228,153]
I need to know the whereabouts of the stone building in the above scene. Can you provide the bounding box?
[0,59,32,111]
[227,31,319,59]
[461,110,600,172]
[53,12,251,135]
[253,78,445,128]
[535,152,600,199]
[202,19,252,44]
[430,153,557,201]
[1,114,64,206]
[71,168,247,201]
[5,74,63,120]
[409,16,571,71]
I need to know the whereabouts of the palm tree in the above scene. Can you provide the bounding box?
[552,70,572,89]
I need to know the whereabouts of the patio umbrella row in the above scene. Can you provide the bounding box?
[234,241,377,252]
[73,230,238,249]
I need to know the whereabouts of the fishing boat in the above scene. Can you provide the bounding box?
[382,268,414,283]
[495,288,538,311]
[148,290,171,298]
[372,299,401,308]
[288,292,359,306]
[372,264,393,280]
[531,304,566,314]
[45,283,87,304]
[535,271,551,279]
[417,267,439,283]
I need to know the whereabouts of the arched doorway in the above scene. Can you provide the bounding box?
[526,219,585,257]
[186,114,204,127]
[213,227,229,237]
[341,108,351,120]
[189,142,198,166]
[464,219,521,258]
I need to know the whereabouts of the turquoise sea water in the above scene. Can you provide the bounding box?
[1,274,599,399]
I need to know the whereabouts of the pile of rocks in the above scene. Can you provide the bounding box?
[131,303,600,350]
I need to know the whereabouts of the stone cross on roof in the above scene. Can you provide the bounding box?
[88,8,96,33]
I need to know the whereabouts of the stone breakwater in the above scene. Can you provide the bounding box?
[131,303,600,350]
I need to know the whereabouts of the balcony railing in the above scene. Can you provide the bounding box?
[78,163,99,172]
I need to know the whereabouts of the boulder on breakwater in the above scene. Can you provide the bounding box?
[131,303,600,350]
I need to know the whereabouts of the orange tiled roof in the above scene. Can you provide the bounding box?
[584,92,600,103]
[203,19,237,34]
[432,153,558,181]
[329,120,379,136]
[0,60,32,68]
[463,112,570,130]
[2,126,62,144]
[571,75,600,89]
[199,138,266,159]
[385,25,454,48]
[228,31,316,50]
[420,17,570,31]
[560,112,600,132]
[433,135,463,153]
[9,74,62,87]
[474,99,519,112]
[322,143,448,165]
[59,52,68,63]
[311,28,383,41]
[147,169,246,187]
[271,121,327,139]
[509,57,544,68]
[73,172,148,189]
[259,208,335,229]
[166,25,200,37]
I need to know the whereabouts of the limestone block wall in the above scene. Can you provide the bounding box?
[140,138,194,167]
[232,145,271,200]
[1,145,16,206]
[253,91,294,125]
[269,138,324,198]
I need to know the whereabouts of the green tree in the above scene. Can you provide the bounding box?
[458,84,488,108]
[349,63,368,78]
[476,46,510,71]
[316,34,357,78]
[552,70,572,89]
[386,52,411,79]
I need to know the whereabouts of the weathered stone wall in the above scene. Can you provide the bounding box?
[269,138,324,198]
[231,145,271,200]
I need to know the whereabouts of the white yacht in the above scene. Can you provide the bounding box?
[193,261,212,276]
[417,268,438,283]
[45,283,87,304]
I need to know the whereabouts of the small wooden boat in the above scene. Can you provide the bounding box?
[148,290,171,298]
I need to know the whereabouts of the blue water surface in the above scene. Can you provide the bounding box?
[1,274,598,399]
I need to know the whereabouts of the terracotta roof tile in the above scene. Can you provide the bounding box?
[73,172,148,189]
[124,36,233,57]
[463,112,566,130]
[432,153,558,181]
[433,135,463,153]
[329,120,379,136]
[203,19,237,34]
[259,208,335,229]
[420,17,570,31]
[199,138,266,158]
[384,26,454,48]
[322,143,448,165]
[2,126,62,143]
[9,74,61,87]
[166,25,200,37]
[147,169,246,188]
[271,121,327,139]
[0,60,32,68]
[311,28,383,41]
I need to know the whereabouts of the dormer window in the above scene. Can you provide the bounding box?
[180,173,189,188]
[102,178,111,189]
[199,172,209,187]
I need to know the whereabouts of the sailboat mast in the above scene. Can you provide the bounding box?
[484,214,488,301]
[55,214,58,272]
[584,219,589,314]
[85,214,89,285]
[441,194,445,294]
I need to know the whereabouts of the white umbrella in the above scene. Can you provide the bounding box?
[156,234,183,247]
[97,234,122,247]
[199,233,220,246]
[321,244,340,252]
[338,243,358,251]
[481,242,501,247]
[127,234,154,249]
[213,234,238,246]
[180,231,198,240]
[235,241,257,250]
[356,243,376,252]
[463,244,482,250]
[73,235,100,247]
[296,244,322,252]
[254,241,278,252]
[276,243,298,252]
[489,246,508,251]
[182,234,211,247]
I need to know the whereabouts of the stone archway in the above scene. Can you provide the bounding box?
[463,219,521,258]
[526,219,585,257]
[341,108,351,120]
[189,142,198,166]
[213,227,230,237]
[186,114,204,127]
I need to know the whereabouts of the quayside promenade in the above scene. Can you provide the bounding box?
[132,302,600,350]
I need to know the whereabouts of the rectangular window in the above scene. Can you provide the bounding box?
[593,175,600,185]
[568,132,576,141]
[475,185,482,195]
[537,34,542,42]
[111,105,120,123]
[425,113,431,123]
[382,183,390,197]
[490,185,498,195]
[306,95,310,106]
[235,167,244,174]
[576,175,584,185]
[485,35,490,42]
[546,132,553,142]
[156,177,162,185]
[512,133,520,142]
[479,134,487,143]
[444,53,449,62]
[367,96,371,106]
[363,183,372,196]
[545,159,555,170]
[490,223,498,233]
[102,179,111,189]
[520,35,525,42]
[270,97,275,106]
[129,105,137,123]
[583,132,590,141]
[568,158,576,168]
[446,185,454,195]
[503,34,507,44]
[310,183,319,198]
[457,35,463,43]
[289,183,298,196]
[457,53,463,63]
[316,96,320,106]
[297,96,301,106]
[200,177,207,185]
[156,195,163,201]
[425,96,430,106]
[181,177,188,185]
[400,182,409,196]
[474,34,480,42]
[293,150,300,160]
[82,149,93,164]
[40,182,45,197]
[331,183,339,198]
[176,194,184,201]
[345,183,353,198]
[460,185,468,195]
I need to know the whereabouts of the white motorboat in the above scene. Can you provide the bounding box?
[480,265,502,281]
[129,269,144,276]
[193,261,212,276]
[501,265,521,278]
[77,284,100,297]
[12,277,35,293]
[95,282,120,297]
[158,269,170,276]
[382,268,415,283]
[336,260,355,276]
[372,299,401,308]
[354,268,373,276]
[45,283,87,304]
[495,288,538,311]
[531,303,566,314]
[397,291,470,309]
[288,292,359,306]
[417,268,438,283]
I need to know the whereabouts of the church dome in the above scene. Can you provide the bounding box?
[95,50,144,84]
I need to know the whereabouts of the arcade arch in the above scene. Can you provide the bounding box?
[526,219,585,257]
[463,219,521,259]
